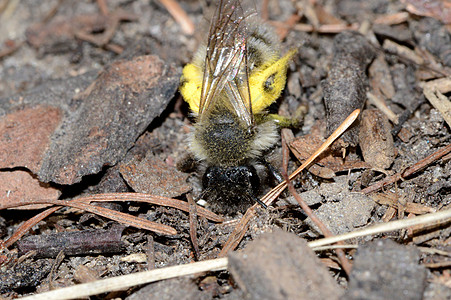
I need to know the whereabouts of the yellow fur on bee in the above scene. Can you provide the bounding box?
[180,49,297,115]
[249,49,297,113]
[180,63,202,114]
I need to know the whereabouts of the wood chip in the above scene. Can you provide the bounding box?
[374,12,409,25]
[359,109,396,169]
[423,86,451,128]
[382,39,424,65]
[369,54,396,100]
[420,77,451,94]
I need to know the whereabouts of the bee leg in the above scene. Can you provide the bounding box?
[250,193,268,209]
[266,113,302,128]
[259,158,290,199]
[265,103,308,129]
[259,158,284,184]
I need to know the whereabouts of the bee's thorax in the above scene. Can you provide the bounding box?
[192,108,254,166]
[189,107,279,167]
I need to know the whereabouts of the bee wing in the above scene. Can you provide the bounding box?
[198,0,255,127]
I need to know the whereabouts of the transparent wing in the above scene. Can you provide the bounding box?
[198,0,255,127]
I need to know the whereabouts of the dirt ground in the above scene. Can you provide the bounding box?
[0,0,450,299]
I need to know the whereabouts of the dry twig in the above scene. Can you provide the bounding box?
[423,86,451,128]
[96,0,109,16]
[2,193,223,248]
[308,209,451,248]
[373,12,409,25]
[80,193,223,222]
[188,193,200,260]
[158,0,195,35]
[361,143,451,194]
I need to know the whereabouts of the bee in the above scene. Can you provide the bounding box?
[179,0,296,213]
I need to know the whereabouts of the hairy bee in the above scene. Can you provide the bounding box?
[179,0,296,213]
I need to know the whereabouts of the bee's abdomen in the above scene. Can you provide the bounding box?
[247,24,280,70]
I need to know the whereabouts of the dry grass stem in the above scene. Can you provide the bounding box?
[308,209,451,248]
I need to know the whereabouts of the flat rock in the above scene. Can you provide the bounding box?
[0,72,96,175]
[345,239,427,300]
[0,70,97,116]
[423,282,451,300]
[306,177,375,235]
[228,228,344,300]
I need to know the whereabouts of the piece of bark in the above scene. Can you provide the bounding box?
[374,12,410,25]
[74,265,100,284]
[119,152,190,198]
[373,24,413,44]
[38,55,180,184]
[228,229,344,300]
[404,0,451,25]
[0,170,60,210]
[420,77,451,94]
[322,31,375,149]
[382,39,424,65]
[345,239,427,300]
[423,86,451,128]
[359,109,396,169]
[0,105,62,173]
[17,225,125,258]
